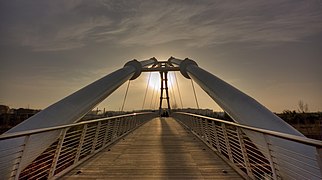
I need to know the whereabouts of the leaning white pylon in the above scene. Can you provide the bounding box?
[169,57,322,179]
[1,58,157,178]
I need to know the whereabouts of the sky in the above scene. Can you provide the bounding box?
[0,0,321,113]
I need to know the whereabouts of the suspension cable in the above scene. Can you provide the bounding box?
[174,72,183,108]
[190,79,200,109]
[142,72,151,110]
[154,82,160,110]
[150,79,157,109]
[121,80,131,112]
[168,73,177,108]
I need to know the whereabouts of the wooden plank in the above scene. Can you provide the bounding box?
[62,117,243,179]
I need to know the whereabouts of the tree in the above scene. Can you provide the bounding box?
[298,100,309,113]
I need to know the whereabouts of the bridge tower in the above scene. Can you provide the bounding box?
[158,62,171,115]
[1,57,321,180]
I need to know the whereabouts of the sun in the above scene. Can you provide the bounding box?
[147,72,174,90]
[147,72,160,90]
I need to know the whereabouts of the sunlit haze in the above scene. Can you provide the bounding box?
[0,1,321,112]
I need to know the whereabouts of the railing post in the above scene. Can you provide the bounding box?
[128,116,133,130]
[200,118,206,140]
[134,115,138,127]
[91,122,101,153]
[193,117,199,134]
[197,118,202,136]
[123,117,129,133]
[133,115,137,128]
[237,127,254,179]
[263,134,278,180]
[119,117,125,135]
[74,124,88,164]
[102,120,111,147]
[113,118,120,139]
[222,123,234,161]
[183,115,188,128]
[13,135,30,180]
[186,115,191,129]
[48,129,67,178]
[117,118,123,136]
[190,116,195,131]
[211,121,221,153]
[185,115,189,127]
[204,119,210,143]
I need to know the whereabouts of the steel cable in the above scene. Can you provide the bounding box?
[121,80,131,112]
[174,72,183,108]
[190,79,200,109]
[142,72,151,110]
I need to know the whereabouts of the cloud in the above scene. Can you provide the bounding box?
[1,0,322,51]
[116,0,322,47]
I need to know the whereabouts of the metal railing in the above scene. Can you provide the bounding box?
[173,112,322,180]
[0,112,156,179]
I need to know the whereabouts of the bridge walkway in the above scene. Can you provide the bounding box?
[62,117,242,179]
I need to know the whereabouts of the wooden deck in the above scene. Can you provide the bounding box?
[62,117,243,179]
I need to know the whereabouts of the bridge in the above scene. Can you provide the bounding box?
[1,57,321,179]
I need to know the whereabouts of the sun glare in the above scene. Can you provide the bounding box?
[147,72,174,91]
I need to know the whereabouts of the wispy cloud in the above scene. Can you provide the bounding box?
[1,0,322,51]
[116,0,322,47]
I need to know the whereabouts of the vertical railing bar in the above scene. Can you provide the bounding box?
[48,128,68,178]
[222,123,234,161]
[74,124,88,164]
[119,117,125,135]
[212,121,221,153]
[190,115,194,131]
[102,120,111,147]
[184,115,189,129]
[187,115,192,129]
[117,118,122,136]
[128,116,132,131]
[208,121,214,147]
[134,115,138,127]
[187,115,193,131]
[130,116,134,129]
[125,117,129,133]
[127,117,131,132]
[204,119,210,143]
[237,127,255,179]
[128,116,133,130]
[123,117,128,133]
[113,118,119,140]
[264,134,278,180]
[198,118,202,136]
[199,118,204,139]
[192,116,197,133]
[91,122,101,153]
[13,135,30,180]
[133,115,137,128]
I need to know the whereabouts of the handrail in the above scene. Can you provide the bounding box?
[175,112,322,147]
[0,112,150,140]
[173,112,322,180]
[0,112,156,179]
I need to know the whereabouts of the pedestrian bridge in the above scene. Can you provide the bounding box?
[1,57,321,179]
